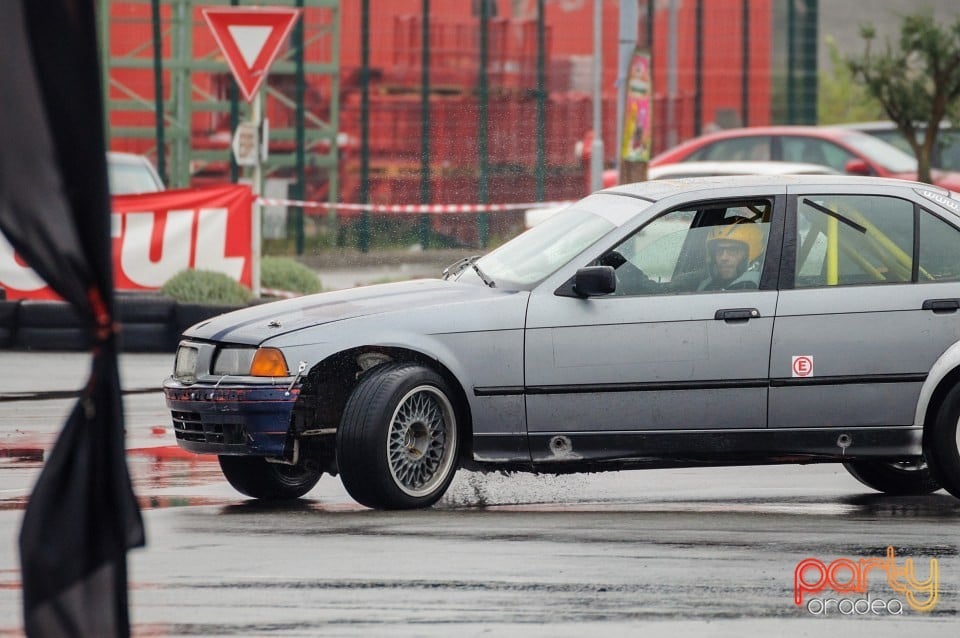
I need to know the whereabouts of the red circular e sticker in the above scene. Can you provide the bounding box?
[792,355,813,378]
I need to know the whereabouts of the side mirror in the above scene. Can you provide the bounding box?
[844,158,871,176]
[573,266,616,297]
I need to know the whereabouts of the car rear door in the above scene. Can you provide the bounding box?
[770,183,960,430]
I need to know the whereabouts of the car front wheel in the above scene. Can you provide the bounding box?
[842,459,940,496]
[337,363,460,510]
[924,382,960,499]
[218,455,322,500]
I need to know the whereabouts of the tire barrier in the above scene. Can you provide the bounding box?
[17,301,90,351]
[116,294,176,353]
[1,297,242,353]
[0,300,19,348]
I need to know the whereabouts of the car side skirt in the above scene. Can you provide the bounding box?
[470,426,923,472]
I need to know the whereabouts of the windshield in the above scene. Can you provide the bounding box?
[464,194,651,288]
[841,132,918,173]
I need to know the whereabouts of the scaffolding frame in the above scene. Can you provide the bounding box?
[97,0,341,217]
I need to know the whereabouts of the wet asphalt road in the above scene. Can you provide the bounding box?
[0,352,959,636]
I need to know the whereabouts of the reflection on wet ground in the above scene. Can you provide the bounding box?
[0,447,228,511]
[473,492,960,518]
[7,450,960,519]
[3,460,960,636]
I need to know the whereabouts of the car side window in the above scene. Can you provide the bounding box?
[688,137,771,161]
[598,200,772,296]
[780,138,855,172]
[794,195,914,288]
[918,211,960,282]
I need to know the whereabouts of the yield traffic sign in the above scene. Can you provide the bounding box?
[202,6,302,102]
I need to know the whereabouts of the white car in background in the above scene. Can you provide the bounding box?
[107,151,164,195]
[645,160,838,180]
[526,161,838,227]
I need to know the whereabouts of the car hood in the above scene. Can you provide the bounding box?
[183,278,508,344]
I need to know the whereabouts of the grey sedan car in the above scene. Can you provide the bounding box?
[165,175,960,509]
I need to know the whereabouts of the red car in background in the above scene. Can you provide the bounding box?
[649,126,960,191]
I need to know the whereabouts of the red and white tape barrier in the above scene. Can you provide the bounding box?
[256,197,573,214]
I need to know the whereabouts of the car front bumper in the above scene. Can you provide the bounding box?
[163,381,299,457]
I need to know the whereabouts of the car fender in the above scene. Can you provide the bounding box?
[914,339,960,427]
[262,300,529,441]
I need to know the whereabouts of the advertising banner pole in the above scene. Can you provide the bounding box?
[251,89,263,297]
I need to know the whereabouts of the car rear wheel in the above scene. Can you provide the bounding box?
[923,382,960,499]
[842,459,940,496]
[218,455,322,500]
[337,363,460,510]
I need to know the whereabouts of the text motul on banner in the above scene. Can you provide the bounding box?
[0,184,253,300]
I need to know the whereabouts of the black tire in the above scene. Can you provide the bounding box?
[0,300,19,348]
[924,383,960,499]
[218,455,322,500]
[118,322,174,353]
[16,303,88,350]
[18,301,82,328]
[842,459,940,496]
[337,363,461,510]
[116,294,175,324]
[16,326,90,351]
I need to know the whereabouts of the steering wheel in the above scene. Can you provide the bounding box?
[600,250,655,295]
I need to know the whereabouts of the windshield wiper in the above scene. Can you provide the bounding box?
[441,255,496,288]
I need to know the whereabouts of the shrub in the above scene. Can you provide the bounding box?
[260,257,322,295]
[160,270,253,305]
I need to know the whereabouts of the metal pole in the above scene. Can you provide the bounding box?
[741,0,749,126]
[535,0,546,201]
[478,0,489,248]
[98,0,110,148]
[615,0,639,178]
[666,0,678,148]
[151,0,167,185]
[693,0,702,136]
[230,0,239,183]
[293,0,305,255]
[590,0,603,192]
[419,0,431,248]
[801,0,818,125]
[787,0,796,123]
[252,90,263,297]
[359,0,370,252]
[647,0,654,54]
[170,0,192,187]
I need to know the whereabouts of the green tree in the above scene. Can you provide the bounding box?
[818,37,885,125]
[846,12,960,183]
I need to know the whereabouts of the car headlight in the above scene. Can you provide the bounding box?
[212,347,289,377]
[213,347,255,376]
[174,345,198,383]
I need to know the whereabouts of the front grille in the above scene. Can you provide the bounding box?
[172,411,247,445]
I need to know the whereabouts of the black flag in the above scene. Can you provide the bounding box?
[0,1,145,636]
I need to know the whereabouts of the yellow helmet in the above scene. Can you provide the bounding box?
[706,222,764,263]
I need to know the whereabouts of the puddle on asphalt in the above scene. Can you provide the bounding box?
[0,452,228,510]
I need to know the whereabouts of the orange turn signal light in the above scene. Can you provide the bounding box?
[250,348,289,377]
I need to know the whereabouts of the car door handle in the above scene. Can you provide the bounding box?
[714,308,761,322]
[922,298,960,314]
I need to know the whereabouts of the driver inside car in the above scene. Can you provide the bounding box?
[697,222,763,291]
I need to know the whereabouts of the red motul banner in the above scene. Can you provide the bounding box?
[0,184,253,300]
